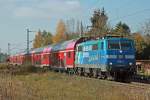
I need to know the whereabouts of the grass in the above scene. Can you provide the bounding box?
[0,63,150,100]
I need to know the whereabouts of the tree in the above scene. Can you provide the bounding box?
[33,30,53,48]
[114,21,130,36]
[90,8,108,36]
[66,18,75,34]
[53,20,67,44]
[33,30,43,48]
[142,20,150,35]
[132,32,146,59]
[137,20,150,59]
[42,30,53,46]
[141,20,150,59]
[143,34,150,45]
[142,20,150,45]
[65,19,82,40]
[142,45,150,59]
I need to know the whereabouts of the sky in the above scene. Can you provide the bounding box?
[0,0,150,54]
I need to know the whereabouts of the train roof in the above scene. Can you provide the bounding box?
[31,47,45,53]
[29,37,90,53]
[42,45,52,53]
[77,37,133,46]
[51,37,89,52]
[51,39,78,52]
[77,39,98,45]
[30,38,79,53]
[105,37,133,41]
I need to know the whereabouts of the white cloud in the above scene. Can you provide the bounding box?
[65,0,80,5]
[13,0,82,19]
[14,7,50,19]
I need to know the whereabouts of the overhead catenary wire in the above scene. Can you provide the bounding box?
[110,8,150,22]
[86,0,150,30]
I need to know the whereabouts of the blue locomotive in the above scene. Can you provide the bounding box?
[75,35,135,81]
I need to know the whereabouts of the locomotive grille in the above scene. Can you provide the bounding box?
[118,55,124,59]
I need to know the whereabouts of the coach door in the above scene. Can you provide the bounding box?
[64,52,66,67]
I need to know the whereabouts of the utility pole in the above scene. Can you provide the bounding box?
[26,28,35,54]
[8,43,10,56]
[27,29,29,54]
[0,48,1,63]
[80,21,83,37]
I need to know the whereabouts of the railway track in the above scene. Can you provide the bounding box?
[97,79,150,92]
[116,82,150,90]
[72,74,150,91]
[132,82,150,89]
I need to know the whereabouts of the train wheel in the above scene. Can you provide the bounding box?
[77,68,83,76]
[77,68,81,76]
[93,69,98,78]
[123,72,131,83]
[67,68,75,75]
[99,72,106,79]
[74,67,78,75]
[89,68,93,77]
[43,66,48,72]
[114,72,123,82]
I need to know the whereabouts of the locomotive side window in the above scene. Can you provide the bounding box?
[78,46,83,51]
[101,42,104,50]
[92,44,98,50]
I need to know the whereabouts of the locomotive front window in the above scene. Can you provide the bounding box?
[108,42,120,49]
[108,40,133,50]
[120,42,132,50]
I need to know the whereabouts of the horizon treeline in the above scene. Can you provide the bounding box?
[33,8,150,60]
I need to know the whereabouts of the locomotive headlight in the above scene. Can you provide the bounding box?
[129,62,133,66]
[109,62,113,65]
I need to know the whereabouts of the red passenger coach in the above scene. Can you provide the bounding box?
[9,52,32,65]
[64,38,88,69]
[50,38,87,71]
[41,45,52,67]
[9,55,15,64]
[31,47,44,67]
[17,54,23,65]
[65,41,77,68]
[8,37,88,72]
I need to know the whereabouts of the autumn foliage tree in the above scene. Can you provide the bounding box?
[33,30,43,48]
[52,20,67,44]
[132,32,146,59]
[141,20,150,59]
[33,30,53,48]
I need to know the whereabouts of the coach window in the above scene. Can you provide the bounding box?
[92,44,98,50]
[44,55,46,60]
[101,42,104,50]
[68,52,71,58]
